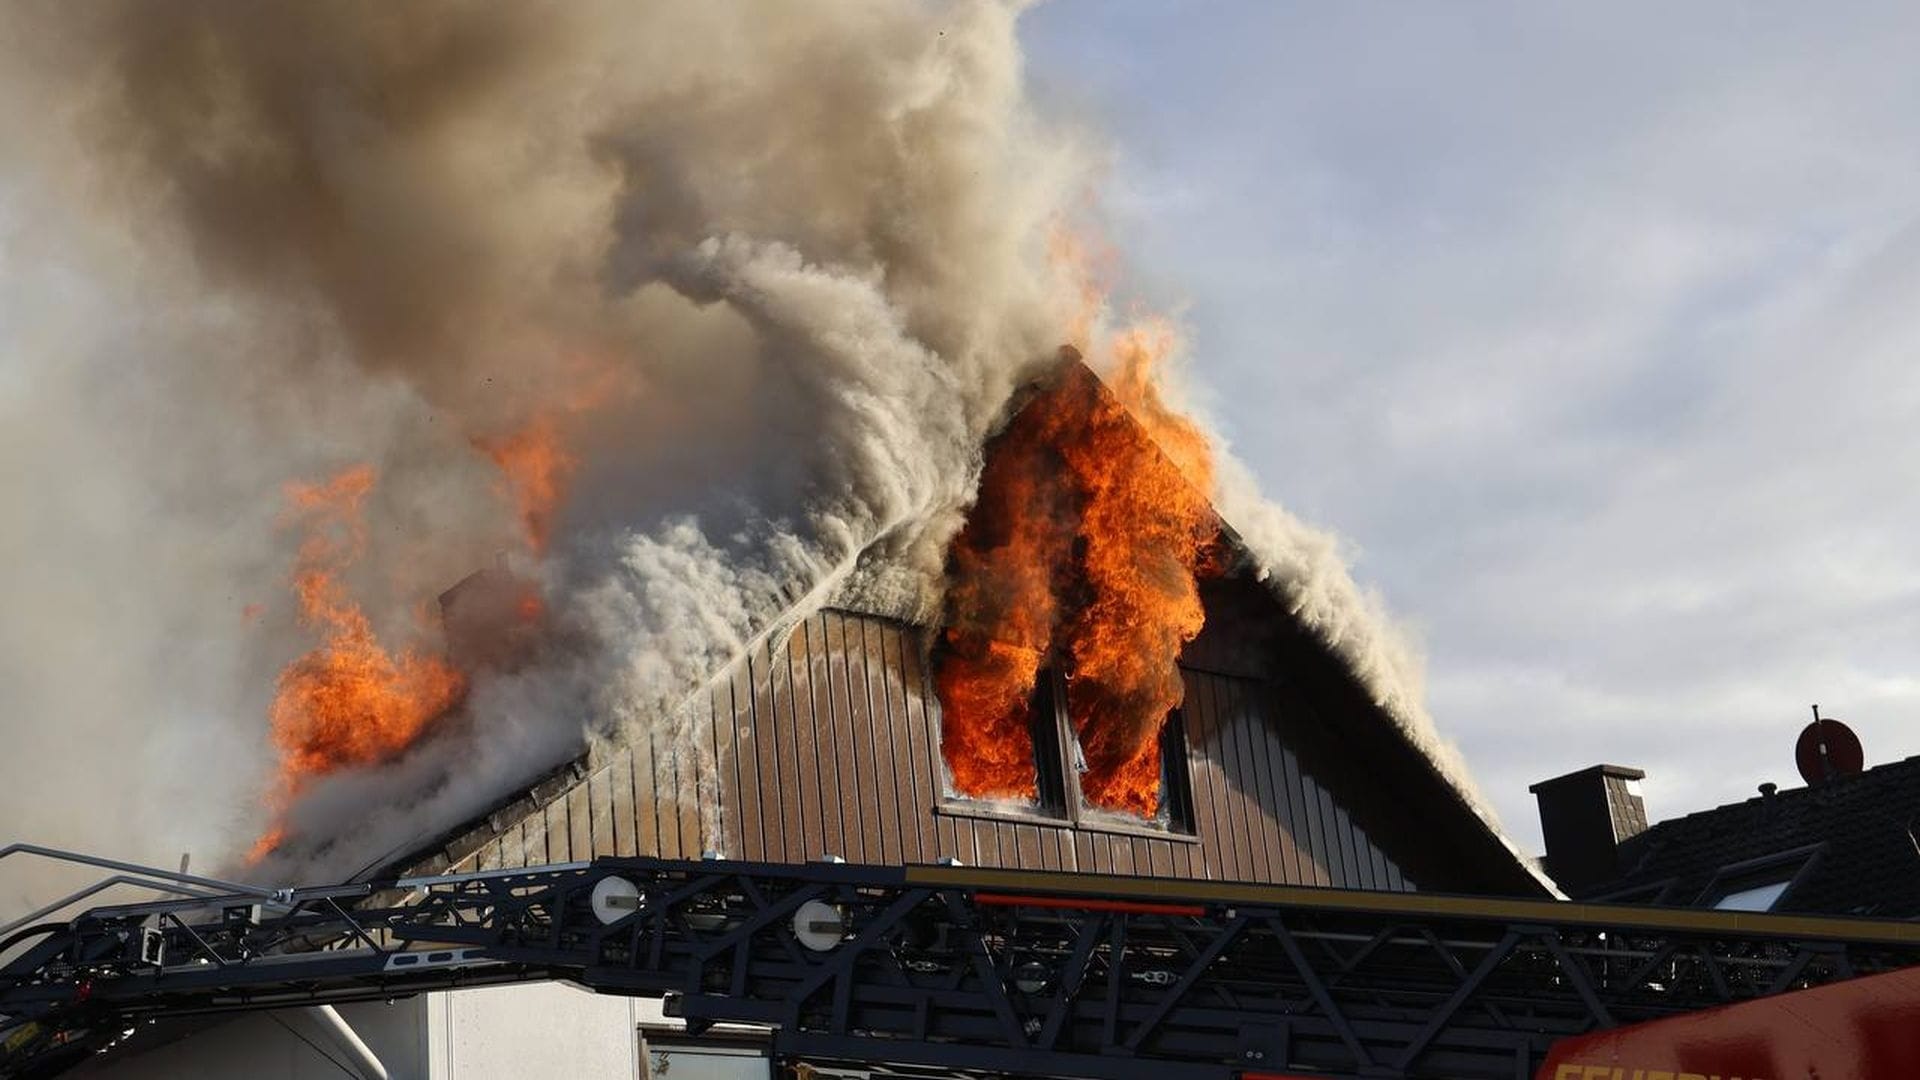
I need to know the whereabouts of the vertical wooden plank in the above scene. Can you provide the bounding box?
[728,660,762,862]
[632,725,661,859]
[608,747,637,858]
[1014,824,1043,869]
[1315,786,1348,887]
[497,816,525,869]
[707,679,740,860]
[521,814,546,867]
[568,781,592,863]
[753,638,787,862]
[1109,837,1136,877]
[1283,747,1330,886]
[901,630,956,863]
[837,615,885,864]
[787,623,817,864]
[1179,668,1209,852]
[1033,826,1059,871]
[1290,764,1328,886]
[701,681,726,858]
[739,653,772,862]
[1147,837,1172,878]
[1198,673,1248,880]
[680,715,706,859]
[974,821,1001,867]
[1256,698,1306,885]
[797,616,843,860]
[1181,670,1227,880]
[589,766,617,858]
[1234,679,1289,884]
[475,838,502,872]
[874,623,922,863]
[864,618,906,860]
[1298,771,1330,884]
[677,725,703,859]
[1205,675,1245,880]
[1369,841,1390,893]
[759,637,787,861]
[1384,856,1406,892]
[1056,829,1077,872]
[1074,830,1096,875]
[766,635,805,863]
[821,613,866,861]
[545,796,571,864]
[1333,805,1370,890]
[1220,679,1272,884]
[652,727,683,860]
[1209,673,1253,881]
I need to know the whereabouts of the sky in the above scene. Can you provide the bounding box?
[1021,3,1920,851]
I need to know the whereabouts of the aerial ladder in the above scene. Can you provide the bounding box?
[4,843,1918,1079]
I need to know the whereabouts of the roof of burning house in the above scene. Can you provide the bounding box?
[385,358,1558,899]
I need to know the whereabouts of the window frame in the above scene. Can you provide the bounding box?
[1691,842,1825,912]
[1588,877,1679,906]
[936,668,1202,843]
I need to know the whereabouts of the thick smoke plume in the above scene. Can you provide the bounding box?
[0,1,1505,911]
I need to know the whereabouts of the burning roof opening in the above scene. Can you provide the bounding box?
[937,344,1221,820]
[251,465,469,861]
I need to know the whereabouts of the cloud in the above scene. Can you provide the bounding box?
[1024,2,1920,849]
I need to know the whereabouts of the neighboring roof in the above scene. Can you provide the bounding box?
[1595,754,1920,918]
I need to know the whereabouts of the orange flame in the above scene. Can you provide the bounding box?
[250,464,467,860]
[474,414,577,554]
[938,329,1217,818]
[934,392,1075,800]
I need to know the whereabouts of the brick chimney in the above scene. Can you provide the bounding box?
[1529,764,1648,893]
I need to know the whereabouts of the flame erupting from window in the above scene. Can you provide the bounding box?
[937,324,1218,818]
[248,465,468,861]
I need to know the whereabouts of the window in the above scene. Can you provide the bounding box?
[1058,691,1197,835]
[1711,880,1791,912]
[1694,844,1823,913]
[1156,708,1197,833]
[640,1035,769,1079]
[1590,879,1676,906]
[1027,672,1069,816]
[940,665,1197,838]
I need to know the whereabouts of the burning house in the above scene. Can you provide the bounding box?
[0,6,1565,1076]
[56,353,1555,1080]
[402,353,1549,900]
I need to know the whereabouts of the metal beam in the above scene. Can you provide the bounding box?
[7,855,1920,1080]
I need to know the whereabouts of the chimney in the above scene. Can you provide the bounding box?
[1529,764,1648,893]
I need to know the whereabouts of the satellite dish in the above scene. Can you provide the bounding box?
[1795,712,1864,786]
[590,875,642,926]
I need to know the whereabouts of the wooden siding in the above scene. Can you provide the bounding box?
[442,609,1413,892]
